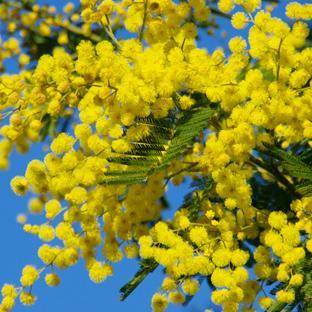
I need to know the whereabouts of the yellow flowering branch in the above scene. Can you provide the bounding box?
[4,1,102,43]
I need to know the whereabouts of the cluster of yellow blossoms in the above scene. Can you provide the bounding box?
[0,1,104,71]
[1,0,312,311]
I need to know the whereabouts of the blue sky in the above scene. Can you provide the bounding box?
[0,0,304,311]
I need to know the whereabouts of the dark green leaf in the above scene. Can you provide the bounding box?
[120,259,158,301]
[102,106,214,185]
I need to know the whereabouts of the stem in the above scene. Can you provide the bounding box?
[164,162,199,186]
[5,1,102,43]
[181,37,186,51]
[48,207,68,225]
[276,39,283,81]
[139,0,148,42]
[63,23,102,42]
[249,154,298,197]
[210,7,231,19]
[103,15,121,49]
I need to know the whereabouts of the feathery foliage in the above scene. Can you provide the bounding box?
[270,145,312,196]
[101,106,214,185]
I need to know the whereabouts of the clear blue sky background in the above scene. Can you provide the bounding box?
[0,1,303,311]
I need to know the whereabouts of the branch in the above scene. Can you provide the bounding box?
[276,39,284,81]
[139,0,148,42]
[5,1,102,43]
[103,15,121,48]
[210,7,231,19]
[62,23,102,43]
[249,154,299,197]
[164,162,199,186]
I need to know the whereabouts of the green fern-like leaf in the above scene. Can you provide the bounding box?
[101,106,214,185]
[268,146,312,196]
[267,301,287,312]
[296,257,312,311]
[296,181,312,196]
[270,146,312,181]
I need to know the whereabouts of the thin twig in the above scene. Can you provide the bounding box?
[63,23,102,42]
[181,37,186,51]
[6,1,102,43]
[164,162,199,186]
[210,7,231,19]
[139,0,148,42]
[249,154,298,197]
[103,15,121,49]
[276,38,283,81]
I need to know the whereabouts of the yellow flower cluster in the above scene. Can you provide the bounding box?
[286,2,312,20]
[254,209,306,304]
[0,0,311,311]
[139,215,258,310]
[0,1,104,71]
